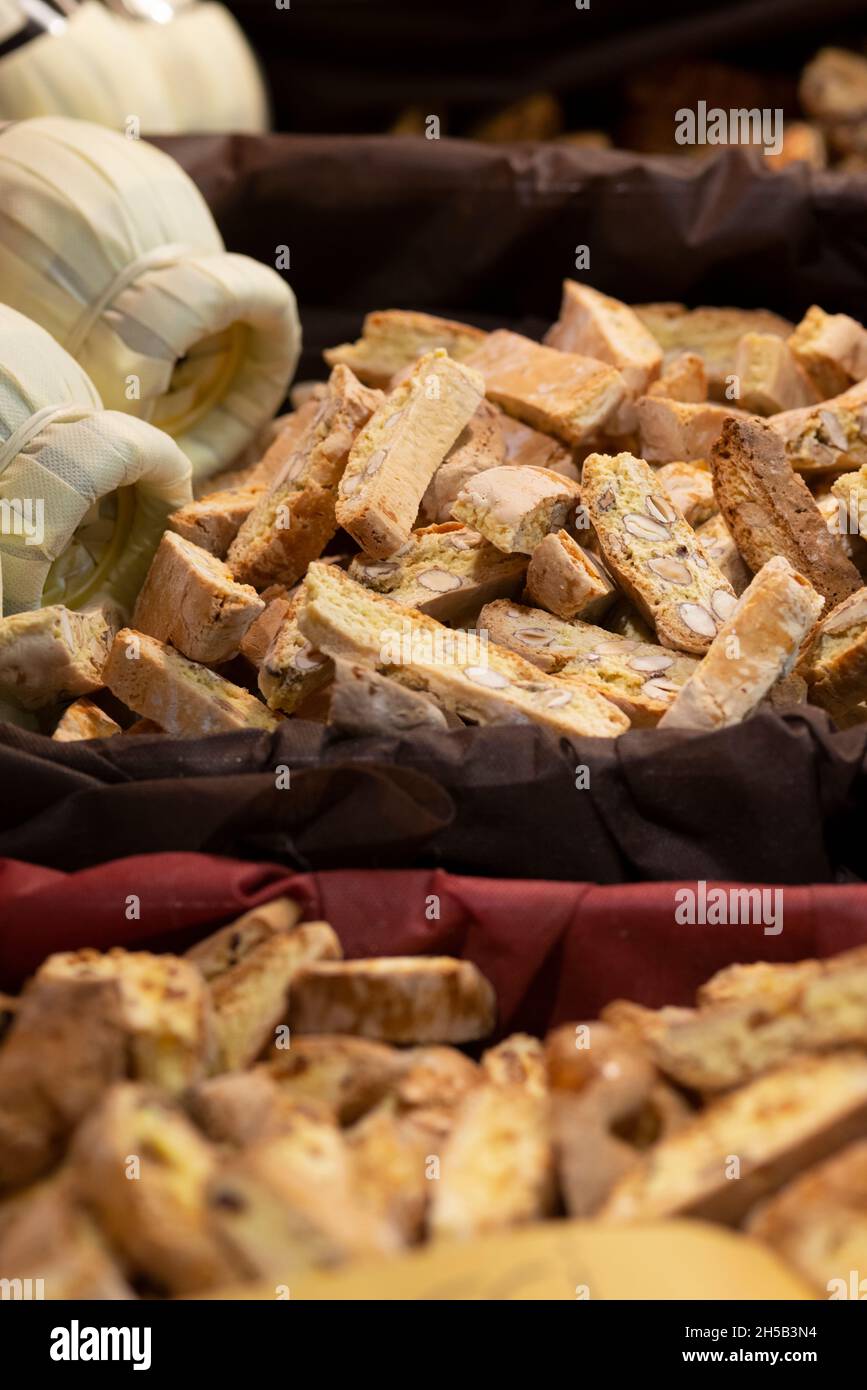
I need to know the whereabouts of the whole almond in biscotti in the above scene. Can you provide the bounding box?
[711,414,862,608]
[526,529,617,621]
[298,562,630,738]
[581,451,736,655]
[323,309,487,388]
[349,522,526,625]
[659,557,824,731]
[451,464,581,555]
[465,329,626,445]
[798,586,867,717]
[637,396,748,462]
[655,460,716,527]
[419,399,505,523]
[478,599,697,726]
[769,378,867,475]
[733,332,819,415]
[544,280,662,395]
[336,349,484,558]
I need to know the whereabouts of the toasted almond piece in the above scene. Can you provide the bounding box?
[711,415,862,608]
[733,332,820,414]
[600,1052,867,1225]
[132,531,265,665]
[769,378,867,475]
[0,605,114,711]
[419,399,506,523]
[324,310,486,388]
[210,923,341,1072]
[185,898,302,982]
[0,1176,132,1300]
[482,1034,547,1095]
[582,451,736,654]
[633,303,793,400]
[69,1084,239,1295]
[52,697,121,742]
[349,522,526,624]
[693,513,752,595]
[263,1035,406,1124]
[659,557,824,731]
[289,957,496,1045]
[336,350,484,558]
[637,396,749,463]
[747,1140,867,1295]
[428,1084,555,1239]
[526,529,617,621]
[298,562,630,738]
[37,948,211,1093]
[328,656,451,736]
[451,465,581,555]
[544,280,662,396]
[788,304,867,398]
[103,629,280,735]
[645,351,708,403]
[465,329,626,445]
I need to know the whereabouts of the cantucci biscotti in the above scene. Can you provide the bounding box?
[788,304,867,398]
[52,698,121,742]
[450,465,581,555]
[637,396,744,463]
[0,605,114,710]
[497,414,580,478]
[132,532,265,666]
[336,350,484,558]
[525,531,617,621]
[298,562,629,737]
[257,590,332,714]
[798,587,867,717]
[645,352,708,403]
[655,460,716,527]
[478,600,697,725]
[544,281,662,395]
[581,451,737,654]
[693,514,752,595]
[348,523,526,624]
[732,332,819,415]
[419,400,505,523]
[632,303,793,399]
[239,591,295,670]
[229,366,384,587]
[465,330,626,445]
[659,558,824,731]
[103,629,280,735]
[329,657,452,736]
[323,310,487,388]
[711,415,862,607]
[769,379,867,475]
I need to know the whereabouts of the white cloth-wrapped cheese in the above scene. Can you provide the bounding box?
[0,117,300,480]
[0,305,192,618]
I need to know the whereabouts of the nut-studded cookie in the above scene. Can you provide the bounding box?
[525,529,617,622]
[0,605,115,711]
[632,302,793,399]
[788,304,867,398]
[581,451,737,654]
[711,414,862,608]
[544,280,662,395]
[733,332,819,415]
[769,378,867,475]
[257,588,332,714]
[324,309,487,388]
[798,586,867,717]
[659,557,824,731]
[637,396,746,463]
[451,464,581,555]
[336,349,484,558]
[419,399,505,523]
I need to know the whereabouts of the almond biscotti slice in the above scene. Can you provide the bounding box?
[229,366,384,587]
[103,629,280,735]
[655,460,716,527]
[450,465,580,555]
[632,303,793,399]
[600,1052,867,1226]
[323,310,487,388]
[478,599,696,725]
[419,400,505,523]
[711,415,862,607]
[525,530,617,621]
[52,698,121,742]
[289,957,496,1045]
[645,351,708,403]
[637,396,747,462]
[168,483,266,559]
[132,531,265,666]
[693,513,752,594]
[581,451,737,654]
[298,562,630,737]
[544,280,662,395]
[733,332,819,415]
[659,557,824,731]
[798,586,867,716]
[239,590,295,669]
[788,304,867,398]
[348,522,526,623]
[257,589,333,714]
[336,349,484,558]
[0,605,115,711]
[465,329,626,445]
[497,413,580,478]
[329,657,452,736]
[769,379,867,475]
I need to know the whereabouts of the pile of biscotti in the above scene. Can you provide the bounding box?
[6,283,867,741]
[1,898,866,1298]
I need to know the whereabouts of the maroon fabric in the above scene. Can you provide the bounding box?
[3,854,867,1035]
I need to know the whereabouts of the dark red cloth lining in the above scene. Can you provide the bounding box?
[3,854,867,1034]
